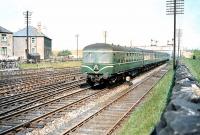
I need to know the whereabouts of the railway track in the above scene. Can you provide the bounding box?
[0,83,117,134]
[0,67,80,87]
[0,67,81,96]
[0,67,87,135]
[0,67,80,79]
[0,64,168,135]
[0,72,82,96]
[0,78,86,117]
[58,64,168,135]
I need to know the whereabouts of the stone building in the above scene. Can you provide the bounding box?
[0,26,13,58]
[13,26,52,59]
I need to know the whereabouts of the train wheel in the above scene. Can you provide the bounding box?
[86,79,95,86]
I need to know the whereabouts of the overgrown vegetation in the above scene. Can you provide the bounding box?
[118,67,174,135]
[182,58,200,82]
[57,50,72,56]
[193,50,200,59]
[19,61,81,69]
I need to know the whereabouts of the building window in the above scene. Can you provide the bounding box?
[1,34,7,42]
[32,48,36,53]
[1,47,7,56]
[31,37,36,44]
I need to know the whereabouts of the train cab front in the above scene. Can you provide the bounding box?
[81,43,114,86]
[81,63,104,86]
[86,73,104,86]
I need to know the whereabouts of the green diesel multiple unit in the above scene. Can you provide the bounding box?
[81,43,169,85]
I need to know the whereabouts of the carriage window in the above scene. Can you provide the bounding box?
[97,52,112,63]
[83,52,95,63]
[136,53,138,60]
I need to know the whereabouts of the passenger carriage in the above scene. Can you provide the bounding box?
[81,43,169,86]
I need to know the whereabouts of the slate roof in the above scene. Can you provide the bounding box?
[14,26,51,39]
[0,26,13,34]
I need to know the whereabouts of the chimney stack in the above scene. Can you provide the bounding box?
[37,22,42,33]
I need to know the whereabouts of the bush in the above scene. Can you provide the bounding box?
[193,50,200,60]
[57,50,72,56]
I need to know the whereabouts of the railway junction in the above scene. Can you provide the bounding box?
[0,63,167,135]
[0,59,199,135]
[1,0,200,134]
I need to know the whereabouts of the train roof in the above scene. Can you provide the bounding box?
[83,43,168,54]
[84,43,143,52]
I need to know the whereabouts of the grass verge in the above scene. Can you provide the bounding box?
[182,58,200,82]
[118,67,174,135]
[19,61,81,69]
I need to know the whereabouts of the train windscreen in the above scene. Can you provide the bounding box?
[83,51,113,63]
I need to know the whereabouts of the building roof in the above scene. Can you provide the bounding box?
[0,26,12,34]
[14,26,51,39]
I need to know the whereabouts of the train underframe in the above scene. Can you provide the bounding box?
[86,60,168,86]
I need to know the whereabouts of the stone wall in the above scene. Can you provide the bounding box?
[152,64,200,135]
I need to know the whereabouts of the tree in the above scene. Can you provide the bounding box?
[57,50,72,56]
[193,49,200,60]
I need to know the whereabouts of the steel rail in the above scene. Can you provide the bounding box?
[0,79,86,117]
[0,73,82,103]
[0,67,80,79]
[61,65,168,135]
[105,69,168,135]
[0,71,80,89]
[0,86,109,135]
[0,67,80,88]
[0,72,82,96]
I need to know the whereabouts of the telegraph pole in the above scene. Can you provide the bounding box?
[177,29,182,58]
[151,39,153,46]
[104,31,107,44]
[173,0,177,69]
[155,40,158,46]
[23,11,32,61]
[130,40,132,47]
[75,34,79,60]
[166,0,184,70]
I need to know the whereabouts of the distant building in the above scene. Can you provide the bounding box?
[0,26,13,57]
[13,26,52,59]
[181,50,193,58]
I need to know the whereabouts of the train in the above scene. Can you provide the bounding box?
[81,43,170,86]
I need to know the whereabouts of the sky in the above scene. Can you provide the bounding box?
[0,0,200,50]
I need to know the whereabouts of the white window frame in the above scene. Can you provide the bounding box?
[31,37,36,44]
[1,47,7,56]
[32,48,36,53]
[1,34,7,42]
